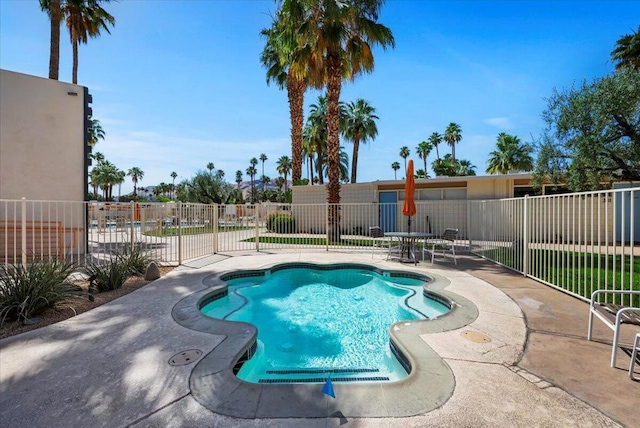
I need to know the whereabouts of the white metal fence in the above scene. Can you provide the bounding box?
[1,187,637,303]
[469,187,639,304]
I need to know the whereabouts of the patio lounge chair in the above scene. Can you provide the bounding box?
[369,226,389,258]
[587,290,640,367]
[424,228,458,265]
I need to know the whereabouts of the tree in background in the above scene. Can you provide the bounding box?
[276,155,292,191]
[432,154,476,177]
[391,161,400,180]
[206,162,215,173]
[259,153,268,190]
[611,25,640,71]
[533,69,640,191]
[399,146,410,174]
[486,133,534,174]
[235,170,242,188]
[301,137,316,185]
[179,170,233,204]
[320,146,350,184]
[63,0,115,84]
[444,122,462,162]
[170,171,178,198]
[416,140,433,178]
[127,167,144,201]
[428,132,443,160]
[40,0,62,80]
[246,165,257,203]
[415,169,426,179]
[343,99,378,184]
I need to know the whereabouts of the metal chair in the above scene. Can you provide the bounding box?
[587,290,640,367]
[424,228,458,265]
[369,226,388,258]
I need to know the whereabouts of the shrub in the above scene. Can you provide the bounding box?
[266,212,296,234]
[84,256,131,292]
[0,260,83,324]
[120,244,154,276]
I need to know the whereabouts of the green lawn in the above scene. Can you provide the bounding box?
[242,236,375,247]
[476,247,640,302]
[144,225,252,237]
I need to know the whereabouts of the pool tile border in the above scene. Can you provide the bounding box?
[172,261,479,418]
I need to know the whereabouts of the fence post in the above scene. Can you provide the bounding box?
[177,202,182,265]
[325,204,329,251]
[522,195,529,277]
[213,204,219,254]
[21,197,27,267]
[467,200,472,251]
[130,201,135,252]
[255,205,260,252]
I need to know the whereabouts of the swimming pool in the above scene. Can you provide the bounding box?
[199,263,451,384]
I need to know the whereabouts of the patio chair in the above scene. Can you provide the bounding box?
[423,228,458,265]
[587,290,640,367]
[369,226,387,258]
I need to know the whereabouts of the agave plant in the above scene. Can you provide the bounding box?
[0,260,82,324]
[83,257,130,293]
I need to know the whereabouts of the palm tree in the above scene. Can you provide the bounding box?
[235,170,242,188]
[611,25,640,71]
[297,0,394,241]
[391,161,400,180]
[415,169,426,179]
[127,167,144,201]
[301,137,315,185]
[63,0,115,84]
[486,133,534,174]
[206,162,215,173]
[320,147,350,183]
[444,122,462,162]
[416,140,433,178]
[88,118,105,147]
[246,165,257,203]
[259,153,268,190]
[115,169,125,200]
[276,155,292,191]
[343,98,378,183]
[305,95,328,184]
[428,132,443,160]
[260,3,313,184]
[90,151,105,165]
[457,159,477,176]
[399,146,410,173]
[170,171,177,198]
[40,0,62,80]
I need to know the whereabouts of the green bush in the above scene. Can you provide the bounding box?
[266,212,296,234]
[84,256,131,292]
[0,260,83,324]
[120,244,154,276]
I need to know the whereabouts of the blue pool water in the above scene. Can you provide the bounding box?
[200,265,450,383]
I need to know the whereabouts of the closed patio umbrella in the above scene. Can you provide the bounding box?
[403,159,416,234]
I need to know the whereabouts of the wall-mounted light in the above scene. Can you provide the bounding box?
[67,91,78,96]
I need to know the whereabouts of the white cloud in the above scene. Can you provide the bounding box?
[483,117,515,130]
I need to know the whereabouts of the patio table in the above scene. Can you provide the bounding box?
[384,231,435,265]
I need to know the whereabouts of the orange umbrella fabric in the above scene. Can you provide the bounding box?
[402,160,416,222]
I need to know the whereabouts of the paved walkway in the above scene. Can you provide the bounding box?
[0,252,637,427]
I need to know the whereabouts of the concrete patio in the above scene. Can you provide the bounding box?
[0,252,638,427]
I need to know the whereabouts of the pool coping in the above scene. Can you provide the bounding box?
[172,261,479,418]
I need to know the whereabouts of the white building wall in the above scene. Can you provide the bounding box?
[0,69,86,201]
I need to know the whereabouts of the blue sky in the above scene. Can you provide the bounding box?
[1,0,638,189]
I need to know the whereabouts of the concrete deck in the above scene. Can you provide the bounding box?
[0,252,638,427]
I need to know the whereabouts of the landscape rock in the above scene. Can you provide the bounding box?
[144,262,161,281]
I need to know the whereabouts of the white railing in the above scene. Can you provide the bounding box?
[469,187,639,305]
[2,188,637,305]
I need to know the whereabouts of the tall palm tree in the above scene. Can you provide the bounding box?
[90,151,105,165]
[40,0,62,80]
[301,136,316,185]
[88,118,105,147]
[305,95,328,184]
[127,167,144,201]
[456,159,477,176]
[486,133,534,174]
[416,140,433,178]
[611,25,640,71]
[391,161,400,180]
[170,171,177,198]
[276,155,293,191]
[399,146,410,173]
[343,98,378,183]
[115,169,125,200]
[206,162,215,173]
[259,153,268,190]
[63,0,115,84]
[320,146,350,183]
[428,132,443,160]
[297,0,394,241]
[260,3,313,184]
[444,122,462,162]
[235,170,242,188]
[246,166,257,203]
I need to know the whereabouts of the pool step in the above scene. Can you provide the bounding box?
[259,376,389,384]
[265,368,379,375]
